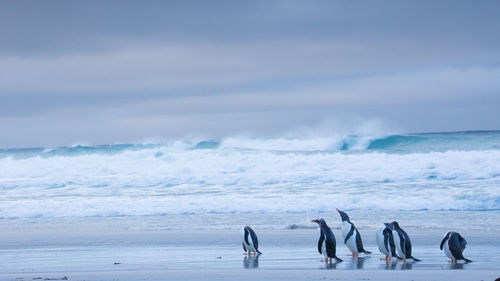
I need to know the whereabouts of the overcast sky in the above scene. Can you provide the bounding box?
[1,0,499,148]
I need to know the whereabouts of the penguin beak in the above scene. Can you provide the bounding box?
[336,208,342,213]
[311,219,319,223]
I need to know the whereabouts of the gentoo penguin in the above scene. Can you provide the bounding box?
[391,221,420,261]
[240,226,262,256]
[312,218,343,263]
[337,209,371,256]
[376,223,400,261]
[440,231,472,263]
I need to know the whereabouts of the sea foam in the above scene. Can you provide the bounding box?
[0,131,499,218]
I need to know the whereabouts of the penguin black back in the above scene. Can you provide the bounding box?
[392,221,420,261]
[245,227,259,251]
[337,209,371,255]
[440,231,471,262]
[312,219,343,262]
[241,226,262,255]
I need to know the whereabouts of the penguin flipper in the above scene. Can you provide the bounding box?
[344,226,355,245]
[242,242,247,252]
[334,256,343,262]
[318,231,325,254]
[244,228,251,246]
[388,231,398,257]
[440,232,451,250]
[383,229,391,253]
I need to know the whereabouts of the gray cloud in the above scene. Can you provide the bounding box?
[0,0,499,147]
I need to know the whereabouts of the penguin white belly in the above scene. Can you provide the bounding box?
[240,228,248,249]
[392,230,404,257]
[342,222,358,253]
[240,228,255,252]
[247,237,256,252]
[376,226,389,256]
[443,239,454,259]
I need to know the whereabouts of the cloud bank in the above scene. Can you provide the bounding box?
[1,1,499,147]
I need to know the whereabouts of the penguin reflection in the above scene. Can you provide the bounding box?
[448,263,465,270]
[320,261,337,269]
[345,257,366,269]
[381,259,398,270]
[381,258,414,270]
[399,261,413,270]
[243,255,259,268]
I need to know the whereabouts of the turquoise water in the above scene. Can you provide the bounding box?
[0,131,499,219]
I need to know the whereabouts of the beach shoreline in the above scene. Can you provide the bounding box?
[0,215,499,280]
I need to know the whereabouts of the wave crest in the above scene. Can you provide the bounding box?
[1,131,500,218]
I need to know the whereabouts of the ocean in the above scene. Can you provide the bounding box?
[0,130,499,225]
[1,130,500,277]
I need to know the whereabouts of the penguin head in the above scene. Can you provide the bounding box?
[311,218,326,227]
[336,208,350,222]
[391,221,400,229]
[384,222,394,230]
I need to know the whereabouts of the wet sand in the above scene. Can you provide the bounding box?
[0,217,499,281]
[3,269,500,281]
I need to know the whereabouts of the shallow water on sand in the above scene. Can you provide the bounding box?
[0,238,497,274]
[0,214,498,275]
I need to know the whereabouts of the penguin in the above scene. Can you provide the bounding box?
[337,209,371,256]
[240,226,262,256]
[312,218,343,263]
[391,221,420,261]
[440,231,472,263]
[376,223,400,261]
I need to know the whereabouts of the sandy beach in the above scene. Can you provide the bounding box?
[0,214,498,281]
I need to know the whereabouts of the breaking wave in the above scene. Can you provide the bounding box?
[0,130,499,218]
